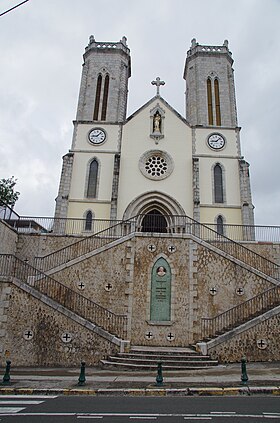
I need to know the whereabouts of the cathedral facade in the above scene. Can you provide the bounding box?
[55,36,254,235]
[2,37,279,368]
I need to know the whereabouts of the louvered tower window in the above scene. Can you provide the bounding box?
[207,78,213,125]
[93,74,102,120]
[214,79,221,126]
[101,74,109,120]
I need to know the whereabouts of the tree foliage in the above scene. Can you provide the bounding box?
[0,176,20,207]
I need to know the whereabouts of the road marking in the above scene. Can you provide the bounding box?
[0,395,57,399]
[0,400,43,405]
[130,418,158,420]
[210,412,236,415]
[184,418,212,420]
[0,408,25,414]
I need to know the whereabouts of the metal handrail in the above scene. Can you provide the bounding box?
[33,214,280,281]
[201,284,280,340]
[0,254,127,339]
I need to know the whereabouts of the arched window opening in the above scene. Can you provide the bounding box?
[207,78,213,125]
[214,164,224,203]
[87,159,98,198]
[141,209,167,233]
[101,74,109,121]
[216,215,224,236]
[93,74,102,120]
[214,79,221,126]
[85,211,93,231]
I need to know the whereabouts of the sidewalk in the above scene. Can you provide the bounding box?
[0,362,280,396]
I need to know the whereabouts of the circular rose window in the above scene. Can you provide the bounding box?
[139,150,174,180]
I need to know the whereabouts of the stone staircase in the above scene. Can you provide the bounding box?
[100,346,219,370]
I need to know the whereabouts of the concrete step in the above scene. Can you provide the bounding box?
[100,360,217,371]
[100,345,218,371]
[107,356,218,367]
[117,353,213,361]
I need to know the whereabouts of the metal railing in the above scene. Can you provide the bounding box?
[2,211,280,243]
[0,255,127,339]
[34,218,134,272]
[201,284,280,340]
[33,214,280,280]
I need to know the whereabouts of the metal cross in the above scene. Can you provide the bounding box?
[151,77,165,95]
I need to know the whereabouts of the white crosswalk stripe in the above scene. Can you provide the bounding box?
[0,395,57,414]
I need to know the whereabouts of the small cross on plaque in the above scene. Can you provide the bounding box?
[236,287,244,296]
[77,281,85,290]
[210,287,217,296]
[23,330,33,340]
[148,244,156,252]
[167,332,175,341]
[61,333,72,343]
[105,283,113,291]
[145,331,153,340]
[151,77,165,96]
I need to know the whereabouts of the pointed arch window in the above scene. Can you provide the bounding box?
[87,159,98,198]
[93,74,102,120]
[214,78,221,126]
[85,210,93,231]
[216,215,224,236]
[207,78,213,125]
[214,164,224,203]
[101,74,109,121]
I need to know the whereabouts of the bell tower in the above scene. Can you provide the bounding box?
[184,39,237,127]
[76,35,131,123]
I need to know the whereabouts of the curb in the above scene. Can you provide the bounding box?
[0,386,279,396]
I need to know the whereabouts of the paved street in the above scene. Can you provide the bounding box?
[0,395,279,422]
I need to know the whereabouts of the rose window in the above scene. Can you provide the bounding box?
[139,150,174,180]
[145,155,168,177]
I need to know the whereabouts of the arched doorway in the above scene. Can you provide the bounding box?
[141,210,167,233]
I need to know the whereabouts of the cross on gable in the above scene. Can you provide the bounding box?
[151,77,165,96]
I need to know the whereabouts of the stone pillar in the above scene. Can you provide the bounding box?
[193,158,200,223]
[54,152,74,234]
[239,159,255,240]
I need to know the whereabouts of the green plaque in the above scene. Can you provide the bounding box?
[150,258,171,321]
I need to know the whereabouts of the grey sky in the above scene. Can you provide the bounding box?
[0,0,279,225]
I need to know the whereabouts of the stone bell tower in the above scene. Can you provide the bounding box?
[184,39,237,127]
[76,35,131,123]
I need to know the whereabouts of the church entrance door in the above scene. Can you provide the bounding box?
[141,210,167,233]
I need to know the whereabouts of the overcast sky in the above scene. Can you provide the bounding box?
[0,0,279,225]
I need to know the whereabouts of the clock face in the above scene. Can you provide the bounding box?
[207,133,225,150]
[88,128,106,145]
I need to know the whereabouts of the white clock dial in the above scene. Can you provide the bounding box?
[207,133,225,150]
[88,128,106,145]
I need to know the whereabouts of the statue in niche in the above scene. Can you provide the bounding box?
[153,112,162,133]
